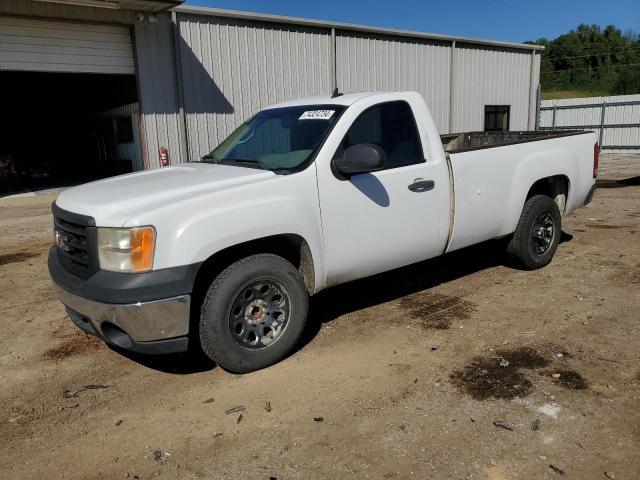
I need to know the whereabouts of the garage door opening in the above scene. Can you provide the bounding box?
[0,71,141,194]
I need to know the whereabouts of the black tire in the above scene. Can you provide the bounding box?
[506,195,561,270]
[199,254,309,373]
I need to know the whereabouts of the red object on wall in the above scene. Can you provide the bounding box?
[159,147,170,167]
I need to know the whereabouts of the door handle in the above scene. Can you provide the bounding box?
[408,178,435,192]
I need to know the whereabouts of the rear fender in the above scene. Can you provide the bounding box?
[502,147,578,235]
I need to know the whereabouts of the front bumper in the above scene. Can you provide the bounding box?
[54,283,190,354]
[48,245,199,355]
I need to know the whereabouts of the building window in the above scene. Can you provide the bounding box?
[484,105,510,132]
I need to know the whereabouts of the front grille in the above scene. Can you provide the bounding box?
[52,203,98,278]
[54,216,89,268]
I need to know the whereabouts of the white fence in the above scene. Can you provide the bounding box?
[539,94,640,154]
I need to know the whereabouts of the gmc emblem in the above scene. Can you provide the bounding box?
[55,230,72,252]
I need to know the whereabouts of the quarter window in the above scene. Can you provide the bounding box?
[336,101,424,170]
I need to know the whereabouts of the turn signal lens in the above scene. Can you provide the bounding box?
[97,226,156,272]
[130,227,155,271]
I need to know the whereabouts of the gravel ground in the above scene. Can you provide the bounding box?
[1,155,639,480]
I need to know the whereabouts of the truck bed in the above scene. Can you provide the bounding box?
[442,128,598,254]
[441,130,590,153]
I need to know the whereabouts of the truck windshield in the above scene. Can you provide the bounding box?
[202,105,345,172]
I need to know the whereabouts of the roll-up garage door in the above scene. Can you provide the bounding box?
[0,17,135,74]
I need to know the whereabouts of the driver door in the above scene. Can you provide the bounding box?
[316,99,447,286]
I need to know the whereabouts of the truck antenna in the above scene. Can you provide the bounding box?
[331,87,343,98]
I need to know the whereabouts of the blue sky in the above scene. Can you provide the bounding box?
[184,0,640,44]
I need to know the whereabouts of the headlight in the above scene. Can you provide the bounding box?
[97,226,156,272]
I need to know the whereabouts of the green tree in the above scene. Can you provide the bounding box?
[530,24,640,97]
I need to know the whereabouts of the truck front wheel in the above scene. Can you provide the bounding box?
[199,253,309,373]
[507,195,561,270]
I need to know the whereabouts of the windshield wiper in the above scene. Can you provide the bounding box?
[201,153,218,161]
[207,157,267,170]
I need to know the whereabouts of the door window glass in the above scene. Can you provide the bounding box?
[337,101,424,169]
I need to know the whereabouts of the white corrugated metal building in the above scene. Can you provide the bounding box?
[540,94,640,154]
[0,0,542,179]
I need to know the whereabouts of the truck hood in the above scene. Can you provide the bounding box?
[55,163,275,226]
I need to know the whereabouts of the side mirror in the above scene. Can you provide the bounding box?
[334,144,387,176]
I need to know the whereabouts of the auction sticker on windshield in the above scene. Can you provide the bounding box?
[299,110,335,120]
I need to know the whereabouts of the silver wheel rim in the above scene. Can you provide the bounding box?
[228,280,291,350]
[531,212,555,255]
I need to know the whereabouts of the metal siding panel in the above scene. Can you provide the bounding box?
[135,12,183,168]
[540,94,640,153]
[542,93,640,107]
[0,0,136,24]
[0,17,134,73]
[177,14,331,161]
[452,45,532,132]
[175,4,543,53]
[101,102,139,116]
[335,32,451,132]
[115,142,136,162]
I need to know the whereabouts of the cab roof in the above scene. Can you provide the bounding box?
[267,91,385,109]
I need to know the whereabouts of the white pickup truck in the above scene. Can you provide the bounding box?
[49,91,598,372]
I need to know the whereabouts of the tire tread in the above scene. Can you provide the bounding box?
[199,253,308,373]
[507,195,561,270]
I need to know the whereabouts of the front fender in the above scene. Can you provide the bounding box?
[126,167,327,293]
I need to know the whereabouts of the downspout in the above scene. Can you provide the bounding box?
[534,83,541,131]
[130,24,149,170]
[329,28,337,94]
[448,40,456,134]
[171,10,189,163]
[527,49,536,131]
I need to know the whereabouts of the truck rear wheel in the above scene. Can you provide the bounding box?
[199,253,309,373]
[506,195,561,270]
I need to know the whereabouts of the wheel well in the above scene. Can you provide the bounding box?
[526,175,570,214]
[189,234,315,336]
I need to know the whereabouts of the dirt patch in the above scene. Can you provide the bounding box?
[588,224,623,230]
[451,346,590,400]
[450,346,550,400]
[625,272,640,285]
[399,293,475,329]
[497,346,551,369]
[44,331,104,361]
[0,251,40,266]
[628,264,640,284]
[550,369,588,390]
[608,262,640,285]
[450,354,534,400]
